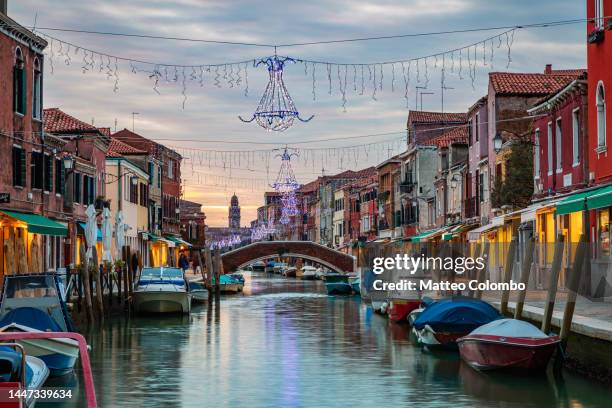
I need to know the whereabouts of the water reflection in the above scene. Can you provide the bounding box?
[45,272,612,407]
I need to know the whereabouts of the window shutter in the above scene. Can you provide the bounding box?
[45,155,52,192]
[20,149,26,187]
[74,173,81,203]
[148,162,153,185]
[13,67,18,112]
[20,68,26,114]
[12,147,18,186]
[60,162,65,194]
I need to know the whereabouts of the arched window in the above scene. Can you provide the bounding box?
[13,47,26,115]
[33,57,42,119]
[597,81,606,148]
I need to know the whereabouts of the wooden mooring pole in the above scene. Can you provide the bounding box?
[500,237,517,315]
[541,234,565,334]
[205,247,213,295]
[80,242,94,322]
[214,248,222,294]
[514,237,535,320]
[560,234,587,341]
[475,242,490,299]
[91,246,104,319]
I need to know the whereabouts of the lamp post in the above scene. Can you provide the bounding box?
[493,132,503,154]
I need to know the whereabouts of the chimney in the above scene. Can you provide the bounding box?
[0,1,6,15]
[544,64,552,75]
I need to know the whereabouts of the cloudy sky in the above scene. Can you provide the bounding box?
[9,0,586,226]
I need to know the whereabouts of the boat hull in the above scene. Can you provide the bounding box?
[457,335,560,371]
[415,325,466,348]
[0,324,80,376]
[220,283,243,293]
[388,300,421,323]
[133,291,191,314]
[301,273,317,280]
[325,282,353,295]
[284,270,297,278]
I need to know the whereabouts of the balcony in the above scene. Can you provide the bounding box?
[464,196,480,219]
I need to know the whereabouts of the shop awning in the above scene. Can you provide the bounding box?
[0,210,67,236]
[78,222,102,241]
[556,189,602,215]
[587,185,612,211]
[467,223,497,241]
[410,227,449,243]
[164,235,191,247]
[442,224,479,240]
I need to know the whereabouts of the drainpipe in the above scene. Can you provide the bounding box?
[117,160,122,211]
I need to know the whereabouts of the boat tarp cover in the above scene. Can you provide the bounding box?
[0,346,32,385]
[0,307,63,332]
[412,298,501,332]
[469,318,548,338]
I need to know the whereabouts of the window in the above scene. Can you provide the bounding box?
[33,58,42,119]
[157,166,161,188]
[556,118,562,172]
[167,160,173,180]
[12,146,26,187]
[595,0,605,29]
[597,82,606,148]
[148,162,154,185]
[475,112,480,142]
[43,154,52,192]
[13,47,26,115]
[73,172,81,203]
[572,109,580,165]
[31,151,43,189]
[547,122,553,175]
[55,159,65,194]
[82,175,95,205]
[534,129,541,178]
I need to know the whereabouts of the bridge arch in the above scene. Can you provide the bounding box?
[221,241,356,273]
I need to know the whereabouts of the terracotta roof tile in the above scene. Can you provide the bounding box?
[489,72,583,96]
[98,127,111,137]
[408,110,467,124]
[108,137,147,156]
[427,126,468,148]
[43,108,98,133]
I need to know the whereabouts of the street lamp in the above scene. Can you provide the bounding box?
[130,175,138,186]
[62,155,74,170]
[493,132,503,154]
[450,174,459,189]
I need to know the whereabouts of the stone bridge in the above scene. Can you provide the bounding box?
[221,241,356,273]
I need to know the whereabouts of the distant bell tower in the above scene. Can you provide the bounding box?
[229,193,241,229]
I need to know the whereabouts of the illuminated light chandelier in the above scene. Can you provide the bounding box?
[239,55,313,131]
[271,147,300,225]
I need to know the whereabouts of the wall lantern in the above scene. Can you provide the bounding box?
[493,132,503,154]
[63,155,74,170]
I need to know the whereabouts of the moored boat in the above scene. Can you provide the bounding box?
[325,275,352,295]
[388,299,421,323]
[283,267,297,278]
[220,274,244,293]
[300,266,317,280]
[350,277,361,294]
[457,319,560,372]
[133,267,191,314]
[412,298,501,348]
[0,274,81,376]
[188,279,209,303]
[0,344,50,407]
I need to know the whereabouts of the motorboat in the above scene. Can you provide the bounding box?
[319,269,341,281]
[188,279,209,303]
[251,261,266,272]
[387,299,421,323]
[227,272,246,284]
[133,267,191,314]
[283,267,297,278]
[219,274,244,293]
[0,273,81,376]
[300,266,317,280]
[273,262,287,274]
[325,275,353,295]
[408,308,424,326]
[412,298,501,348]
[457,319,561,372]
[0,344,49,407]
[371,300,389,315]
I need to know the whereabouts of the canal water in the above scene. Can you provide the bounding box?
[49,272,611,407]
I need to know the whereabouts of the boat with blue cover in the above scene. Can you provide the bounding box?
[134,267,191,314]
[412,297,501,348]
[219,274,244,293]
[325,275,353,295]
[0,273,81,376]
[0,344,49,407]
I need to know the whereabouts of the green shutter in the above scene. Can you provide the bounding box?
[13,67,17,112]
[20,149,26,187]
[45,155,52,192]
[74,173,81,203]
[60,163,65,194]
[12,147,18,186]
[20,68,26,114]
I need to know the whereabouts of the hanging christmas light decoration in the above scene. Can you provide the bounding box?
[271,147,301,225]
[239,56,313,131]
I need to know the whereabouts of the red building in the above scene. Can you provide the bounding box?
[179,199,206,248]
[358,181,378,242]
[529,71,588,196]
[588,0,612,183]
[112,129,182,236]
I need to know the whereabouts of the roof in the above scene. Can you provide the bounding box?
[108,137,147,157]
[550,69,586,76]
[43,108,98,134]
[408,110,467,124]
[298,179,320,194]
[0,14,47,51]
[489,71,585,96]
[467,96,488,115]
[112,128,182,160]
[98,127,111,137]
[427,126,468,148]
